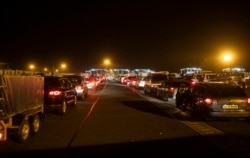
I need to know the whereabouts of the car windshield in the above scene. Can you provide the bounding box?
[152,74,168,81]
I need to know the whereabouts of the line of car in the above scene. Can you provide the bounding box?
[43,75,100,115]
[118,72,250,121]
[175,82,250,120]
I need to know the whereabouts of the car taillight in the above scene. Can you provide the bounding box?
[75,85,82,90]
[191,81,196,85]
[204,98,214,105]
[0,121,7,141]
[88,82,95,86]
[169,87,174,92]
[247,98,250,104]
[49,90,62,96]
[0,132,3,141]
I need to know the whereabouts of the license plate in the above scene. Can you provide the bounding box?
[222,104,238,109]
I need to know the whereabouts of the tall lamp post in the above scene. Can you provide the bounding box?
[61,63,66,74]
[29,64,35,75]
[104,59,110,68]
[104,58,111,78]
[222,53,233,69]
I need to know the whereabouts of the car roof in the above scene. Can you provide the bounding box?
[193,82,246,97]
[44,76,63,79]
[197,82,235,87]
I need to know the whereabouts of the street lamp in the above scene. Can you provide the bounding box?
[28,64,35,75]
[103,58,111,78]
[29,64,35,70]
[222,53,233,68]
[61,63,66,74]
[104,59,110,67]
[223,53,232,62]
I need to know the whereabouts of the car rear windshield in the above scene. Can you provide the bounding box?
[44,77,60,88]
[204,86,246,97]
[152,74,168,81]
[65,76,82,84]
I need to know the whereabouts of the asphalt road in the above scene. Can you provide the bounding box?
[1,81,250,158]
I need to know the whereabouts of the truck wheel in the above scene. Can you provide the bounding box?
[30,115,40,134]
[15,119,30,143]
[59,101,67,114]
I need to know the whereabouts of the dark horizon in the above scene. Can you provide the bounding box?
[1,1,250,73]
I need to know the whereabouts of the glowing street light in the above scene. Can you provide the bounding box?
[29,64,35,70]
[61,63,67,73]
[223,53,232,62]
[104,59,110,67]
[222,52,234,68]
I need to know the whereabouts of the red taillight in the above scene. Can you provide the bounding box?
[88,82,94,86]
[204,98,213,105]
[0,132,3,141]
[247,98,250,104]
[191,81,196,85]
[75,85,82,90]
[169,87,174,92]
[49,90,62,96]
[0,120,7,141]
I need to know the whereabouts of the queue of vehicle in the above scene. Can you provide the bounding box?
[134,67,250,121]
[1,66,250,143]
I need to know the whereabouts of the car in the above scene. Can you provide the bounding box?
[44,76,78,114]
[212,71,245,84]
[135,76,146,89]
[156,79,191,101]
[176,82,250,120]
[123,76,138,87]
[200,72,217,82]
[181,74,200,84]
[63,75,88,100]
[85,76,98,90]
[144,72,169,96]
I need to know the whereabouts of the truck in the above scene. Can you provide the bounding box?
[0,75,44,143]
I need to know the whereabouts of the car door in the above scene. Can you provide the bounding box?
[59,78,76,105]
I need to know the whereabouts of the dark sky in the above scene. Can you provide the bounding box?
[1,1,250,72]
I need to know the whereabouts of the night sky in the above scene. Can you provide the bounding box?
[1,1,250,73]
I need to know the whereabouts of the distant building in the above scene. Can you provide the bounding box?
[180,67,202,75]
[0,62,10,69]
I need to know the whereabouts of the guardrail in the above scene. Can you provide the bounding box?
[0,69,77,76]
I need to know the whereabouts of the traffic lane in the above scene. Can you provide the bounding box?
[0,89,99,154]
[65,83,230,157]
[134,88,192,120]
[146,91,250,146]
[133,86,250,157]
[0,82,244,157]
